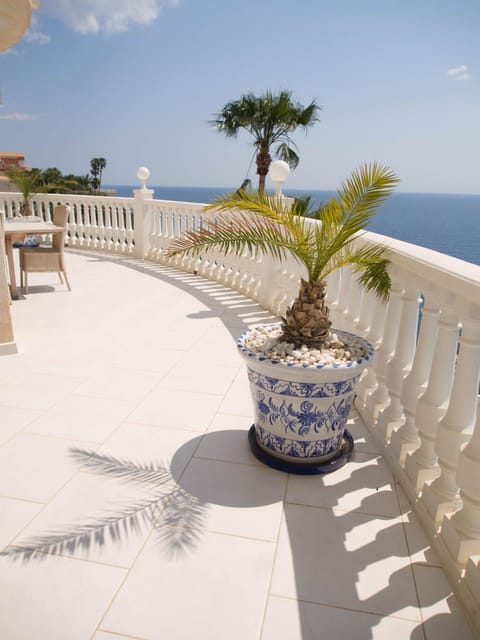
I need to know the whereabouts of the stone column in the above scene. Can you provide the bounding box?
[133,167,154,260]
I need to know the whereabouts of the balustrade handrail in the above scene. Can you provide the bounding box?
[364,230,480,303]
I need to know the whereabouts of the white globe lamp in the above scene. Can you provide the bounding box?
[268,160,290,198]
[137,166,150,190]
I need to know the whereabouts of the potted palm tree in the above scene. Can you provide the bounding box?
[166,163,399,473]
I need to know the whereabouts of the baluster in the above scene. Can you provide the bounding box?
[145,206,156,260]
[270,254,296,317]
[215,253,228,285]
[229,252,242,292]
[126,204,134,253]
[247,253,263,302]
[421,303,480,526]
[342,273,363,334]
[325,270,340,313]
[257,255,276,311]
[355,294,388,407]
[441,398,480,565]
[81,204,89,247]
[377,281,422,440]
[332,267,352,330]
[365,266,404,422]
[155,208,166,262]
[109,204,118,251]
[405,302,459,491]
[114,205,122,252]
[160,208,173,264]
[68,203,78,248]
[353,287,374,338]
[93,202,101,248]
[237,250,251,294]
[390,288,440,465]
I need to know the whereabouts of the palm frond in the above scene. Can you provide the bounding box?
[276,142,300,169]
[322,243,391,301]
[336,162,400,221]
[307,164,398,280]
[355,256,391,301]
[165,209,311,268]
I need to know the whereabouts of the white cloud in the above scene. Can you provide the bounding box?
[24,30,51,44]
[446,64,470,80]
[0,113,38,121]
[42,0,179,35]
[24,21,51,44]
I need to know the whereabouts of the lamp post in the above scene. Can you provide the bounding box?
[268,160,290,200]
[133,167,154,259]
[136,166,150,191]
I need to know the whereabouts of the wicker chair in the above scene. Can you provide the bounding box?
[19,205,71,294]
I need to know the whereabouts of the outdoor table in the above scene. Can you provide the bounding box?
[4,218,65,299]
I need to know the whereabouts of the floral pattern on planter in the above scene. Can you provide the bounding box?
[247,369,360,398]
[254,390,354,437]
[255,425,343,459]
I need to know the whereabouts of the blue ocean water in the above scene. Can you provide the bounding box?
[107,185,480,266]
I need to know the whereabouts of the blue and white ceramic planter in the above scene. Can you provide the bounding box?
[238,325,375,467]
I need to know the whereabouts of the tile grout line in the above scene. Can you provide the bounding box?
[393,472,428,640]
[258,471,290,639]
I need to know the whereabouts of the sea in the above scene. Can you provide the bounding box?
[106,185,480,266]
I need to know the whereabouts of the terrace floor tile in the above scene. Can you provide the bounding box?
[0,251,474,639]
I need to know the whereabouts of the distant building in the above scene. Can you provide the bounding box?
[0,152,31,192]
[0,152,27,173]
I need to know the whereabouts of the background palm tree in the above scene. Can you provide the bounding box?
[6,167,44,216]
[211,90,321,194]
[167,163,399,349]
[90,157,107,191]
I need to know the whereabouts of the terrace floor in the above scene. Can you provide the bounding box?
[0,250,476,640]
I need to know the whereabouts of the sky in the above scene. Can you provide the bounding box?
[0,0,479,194]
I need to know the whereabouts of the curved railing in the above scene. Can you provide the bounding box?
[0,192,135,254]
[2,189,480,632]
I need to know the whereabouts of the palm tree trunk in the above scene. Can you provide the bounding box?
[256,145,271,195]
[281,279,332,349]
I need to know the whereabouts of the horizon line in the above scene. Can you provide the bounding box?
[104,184,480,198]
